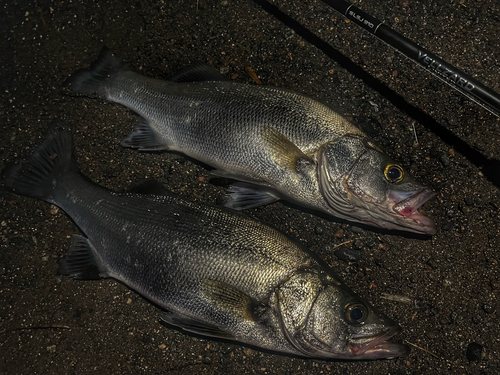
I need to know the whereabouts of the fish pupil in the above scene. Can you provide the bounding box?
[350,308,364,322]
[388,167,401,180]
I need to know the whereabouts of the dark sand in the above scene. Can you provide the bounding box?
[1,0,499,374]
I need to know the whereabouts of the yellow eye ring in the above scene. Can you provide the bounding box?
[384,164,404,183]
[345,302,369,324]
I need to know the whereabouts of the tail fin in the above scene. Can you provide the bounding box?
[64,47,124,97]
[1,120,78,203]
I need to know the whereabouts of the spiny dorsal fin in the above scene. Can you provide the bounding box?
[169,62,229,83]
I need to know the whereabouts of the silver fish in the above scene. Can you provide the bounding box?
[65,48,436,235]
[1,121,408,360]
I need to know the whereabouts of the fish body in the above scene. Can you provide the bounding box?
[1,121,408,360]
[66,48,436,235]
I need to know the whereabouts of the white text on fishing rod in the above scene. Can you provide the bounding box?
[418,51,474,91]
[348,10,375,29]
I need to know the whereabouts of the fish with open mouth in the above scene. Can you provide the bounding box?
[1,121,409,360]
[65,48,436,234]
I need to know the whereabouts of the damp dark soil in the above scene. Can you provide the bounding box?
[1,0,499,374]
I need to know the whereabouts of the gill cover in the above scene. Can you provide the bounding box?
[318,134,371,216]
[276,272,325,356]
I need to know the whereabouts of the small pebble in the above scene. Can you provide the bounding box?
[464,197,474,206]
[439,153,450,167]
[334,247,363,262]
[466,342,483,362]
[350,226,364,234]
[426,258,437,269]
[490,279,499,290]
[482,304,495,314]
[353,239,364,250]
[314,224,324,235]
[450,311,458,323]
[459,204,471,215]
[364,237,377,248]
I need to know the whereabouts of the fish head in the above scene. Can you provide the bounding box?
[318,135,436,234]
[277,272,408,360]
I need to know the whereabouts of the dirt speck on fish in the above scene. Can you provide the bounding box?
[1,121,409,360]
[65,47,436,235]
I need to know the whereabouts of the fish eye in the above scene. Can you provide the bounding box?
[384,164,404,183]
[345,303,369,324]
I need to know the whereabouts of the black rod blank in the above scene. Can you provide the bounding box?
[321,0,500,117]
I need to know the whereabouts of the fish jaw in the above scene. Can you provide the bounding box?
[349,326,410,359]
[386,188,437,235]
[344,184,437,235]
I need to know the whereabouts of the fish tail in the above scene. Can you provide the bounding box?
[64,47,124,97]
[1,120,78,203]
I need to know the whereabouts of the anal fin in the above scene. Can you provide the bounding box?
[58,235,107,280]
[122,119,168,151]
[223,183,279,210]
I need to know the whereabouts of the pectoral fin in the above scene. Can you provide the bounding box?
[262,127,310,172]
[161,311,234,339]
[202,280,267,322]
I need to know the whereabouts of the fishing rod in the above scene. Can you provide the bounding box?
[321,0,500,118]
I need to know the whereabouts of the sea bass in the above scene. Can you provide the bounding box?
[1,121,408,360]
[65,48,436,235]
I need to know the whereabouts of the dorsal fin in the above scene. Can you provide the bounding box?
[169,62,229,83]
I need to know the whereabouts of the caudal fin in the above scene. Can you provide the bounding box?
[64,47,124,97]
[1,120,78,203]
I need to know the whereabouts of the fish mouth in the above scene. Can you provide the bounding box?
[349,326,410,359]
[387,188,436,234]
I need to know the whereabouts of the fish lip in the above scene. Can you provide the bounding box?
[388,188,437,233]
[349,326,409,359]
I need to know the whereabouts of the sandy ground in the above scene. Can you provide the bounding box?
[1,0,499,374]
